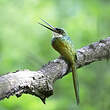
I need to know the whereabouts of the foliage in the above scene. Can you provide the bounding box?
[0,0,110,110]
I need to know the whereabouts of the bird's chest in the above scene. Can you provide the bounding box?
[51,37,74,62]
[52,37,68,52]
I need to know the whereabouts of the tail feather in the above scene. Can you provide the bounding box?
[71,64,79,105]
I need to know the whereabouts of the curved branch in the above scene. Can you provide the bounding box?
[0,37,110,103]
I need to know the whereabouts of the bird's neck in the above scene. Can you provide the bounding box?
[53,32,63,38]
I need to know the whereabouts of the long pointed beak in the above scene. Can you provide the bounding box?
[38,18,56,32]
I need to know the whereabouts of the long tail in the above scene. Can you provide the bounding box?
[71,64,79,105]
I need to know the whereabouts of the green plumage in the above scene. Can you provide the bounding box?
[52,36,75,64]
[52,35,79,104]
[38,19,79,104]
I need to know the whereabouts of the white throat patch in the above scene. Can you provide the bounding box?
[53,32,63,38]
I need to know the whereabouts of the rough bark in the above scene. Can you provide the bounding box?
[0,37,110,103]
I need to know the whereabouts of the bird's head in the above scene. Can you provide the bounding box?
[38,18,66,37]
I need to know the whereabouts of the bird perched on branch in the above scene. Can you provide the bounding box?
[38,18,79,105]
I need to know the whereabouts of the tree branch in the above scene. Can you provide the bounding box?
[0,37,110,103]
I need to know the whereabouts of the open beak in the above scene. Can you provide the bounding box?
[38,18,57,32]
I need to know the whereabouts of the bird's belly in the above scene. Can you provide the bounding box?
[52,38,74,63]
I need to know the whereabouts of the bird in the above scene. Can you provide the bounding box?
[38,18,79,105]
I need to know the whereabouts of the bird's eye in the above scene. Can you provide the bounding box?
[56,28,63,34]
[58,30,62,33]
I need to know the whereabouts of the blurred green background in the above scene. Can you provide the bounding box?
[0,0,110,110]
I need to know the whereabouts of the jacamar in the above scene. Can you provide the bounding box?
[38,19,79,105]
